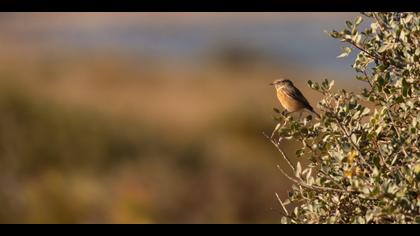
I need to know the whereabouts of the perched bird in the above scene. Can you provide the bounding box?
[270,78,320,119]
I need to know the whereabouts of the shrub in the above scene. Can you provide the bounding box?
[267,12,419,224]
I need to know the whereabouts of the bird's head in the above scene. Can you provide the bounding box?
[270,78,293,90]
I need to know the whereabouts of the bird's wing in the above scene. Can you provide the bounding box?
[283,86,312,109]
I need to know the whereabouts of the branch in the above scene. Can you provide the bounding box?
[275,192,289,216]
[333,116,359,152]
[319,169,346,190]
[276,165,353,194]
[385,110,408,158]
[372,139,393,171]
[333,116,374,171]
[372,12,388,32]
[362,70,409,159]
[263,131,295,172]
[349,39,407,70]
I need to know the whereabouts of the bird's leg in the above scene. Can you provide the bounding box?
[281,110,290,117]
[284,110,301,121]
[298,111,303,120]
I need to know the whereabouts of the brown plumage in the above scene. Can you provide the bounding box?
[270,79,320,119]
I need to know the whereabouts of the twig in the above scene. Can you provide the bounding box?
[334,117,360,152]
[334,117,374,171]
[362,71,374,89]
[372,13,388,32]
[385,110,408,157]
[350,39,406,70]
[271,122,282,139]
[364,68,409,158]
[263,132,295,172]
[276,165,352,194]
[275,192,289,216]
[373,139,393,171]
[319,169,346,191]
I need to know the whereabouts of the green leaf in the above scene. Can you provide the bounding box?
[337,47,352,58]
[356,76,367,81]
[378,43,393,53]
[357,216,366,224]
[295,162,302,178]
[329,80,335,90]
[305,168,312,181]
[296,149,304,158]
[402,79,409,97]
[371,22,379,31]
[355,16,363,26]
[361,107,370,117]
[307,80,313,87]
[373,167,379,177]
[403,14,413,24]
[351,133,358,145]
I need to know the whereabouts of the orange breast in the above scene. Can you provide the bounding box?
[276,90,305,112]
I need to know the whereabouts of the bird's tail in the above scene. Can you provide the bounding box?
[308,108,321,119]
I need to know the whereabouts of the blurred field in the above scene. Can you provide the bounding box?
[0,13,362,223]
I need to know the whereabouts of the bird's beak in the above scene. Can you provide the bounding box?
[269,82,274,86]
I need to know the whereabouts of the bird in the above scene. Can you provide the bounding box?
[270,78,320,119]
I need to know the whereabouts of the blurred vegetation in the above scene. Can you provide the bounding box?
[0,43,295,223]
[271,12,419,224]
[0,13,360,223]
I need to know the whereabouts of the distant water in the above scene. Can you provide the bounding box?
[5,16,364,76]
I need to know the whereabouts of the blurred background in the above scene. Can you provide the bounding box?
[0,12,363,223]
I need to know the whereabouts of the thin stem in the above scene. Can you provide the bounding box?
[362,71,374,89]
[319,169,346,191]
[364,68,409,159]
[263,132,295,172]
[275,192,289,216]
[372,13,388,32]
[334,117,360,153]
[276,165,353,194]
[373,139,392,171]
[385,110,408,157]
[350,40,407,70]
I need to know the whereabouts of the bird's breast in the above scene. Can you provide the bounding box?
[276,90,305,112]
